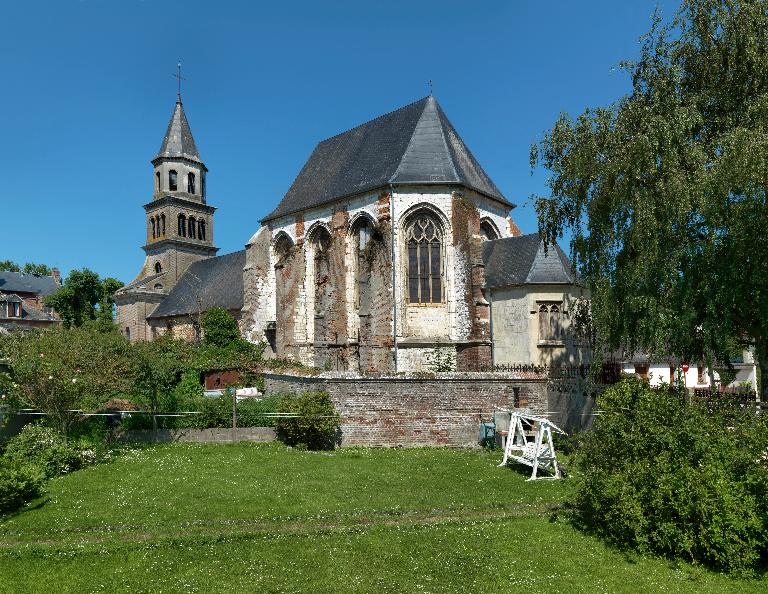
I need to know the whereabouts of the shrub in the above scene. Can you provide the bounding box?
[201,308,240,348]
[572,378,768,575]
[275,392,341,450]
[3,424,82,478]
[0,462,44,515]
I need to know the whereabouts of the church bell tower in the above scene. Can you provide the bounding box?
[114,80,218,342]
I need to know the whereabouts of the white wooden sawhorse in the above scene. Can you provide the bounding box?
[497,409,566,480]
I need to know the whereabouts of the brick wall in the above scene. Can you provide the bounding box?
[264,370,548,447]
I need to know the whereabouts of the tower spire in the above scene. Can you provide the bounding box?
[172,61,186,102]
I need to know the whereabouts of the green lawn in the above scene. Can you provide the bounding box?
[0,443,763,593]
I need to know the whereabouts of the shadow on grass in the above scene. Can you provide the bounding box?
[0,496,50,525]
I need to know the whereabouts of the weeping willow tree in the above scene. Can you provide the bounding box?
[532,0,768,396]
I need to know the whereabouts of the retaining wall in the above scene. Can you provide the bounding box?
[264,370,548,447]
[117,427,276,444]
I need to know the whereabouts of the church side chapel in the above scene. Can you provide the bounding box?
[116,88,584,374]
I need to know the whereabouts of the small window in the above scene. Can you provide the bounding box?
[188,216,196,239]
[155,172,161,191]
[169,170,178,191]
[201,174,206,198]
[153,283,163,290]
[9,302,21,318]
[635,364,650,380]
[154,262,162,274]
[538,302,563,341]
[178,214,187,237]
[198,219,206,241]
[188,172,196,194]
[480,220,499,241]
[125,327,131,341]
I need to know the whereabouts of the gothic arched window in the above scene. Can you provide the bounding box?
[274,234,293,268]
[198,219,206,241]
[160,213,166,236]
[156,172,161,192]
[538,302,563,341]
[178,214,187,237]
[405,212,443,304]
[154,262,162,274]
[188,216,197,239]
[169,170,178,191]
[352,218,372,308]
[309,227,332,316]
[480,220,499,241]
[151,217,156,239]
[188,172,196,194]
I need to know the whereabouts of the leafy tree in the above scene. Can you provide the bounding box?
[0,326,133,437]
[45,269,124,328]
[130,337,190,430]
[0,261,52,275]
[531,0,768,396]
[201,308,241,348]
[0,261,20,272]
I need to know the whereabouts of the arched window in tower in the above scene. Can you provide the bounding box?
[201,174,206,198]
[178,214,187,237]
[405,212,443,304]
[188,216,197,239]
[479,220,500,241]
[198,219,206,241]
[151,217,156,239]
[154,262,162,274]
[169,170,178,191]
[187,172,196,194]
[156,172,161,192]
[160,213,166,236]
[352,218,372,309]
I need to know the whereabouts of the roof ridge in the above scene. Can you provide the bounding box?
[317,96,430,145]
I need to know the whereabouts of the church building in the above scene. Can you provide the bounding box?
[116,93,584,373]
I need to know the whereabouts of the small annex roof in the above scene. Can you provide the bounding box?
[483,233,575,288]
[148,250,245,319]
[0,271,58,297]
[263,96,511,222]
[155,99,202,164]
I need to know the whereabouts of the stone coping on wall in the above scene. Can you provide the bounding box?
[262,369,549,382]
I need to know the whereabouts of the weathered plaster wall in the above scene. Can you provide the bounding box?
[489,285,590,367]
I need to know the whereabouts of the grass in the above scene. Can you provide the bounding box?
[0,443,764,593]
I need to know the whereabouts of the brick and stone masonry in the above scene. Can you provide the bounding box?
[264,370,548,447]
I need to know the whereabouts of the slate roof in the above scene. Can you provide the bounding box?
[263,96,511,222]
[148,250,245,319]
[0,271,58,297]
[155,100,202,163]
[483,233,576,288]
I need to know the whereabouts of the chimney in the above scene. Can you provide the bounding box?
[52,268,62,287]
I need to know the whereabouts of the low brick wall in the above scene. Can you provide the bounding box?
[117,427,276,444]
[264,370,548,447]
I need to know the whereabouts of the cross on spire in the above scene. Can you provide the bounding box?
[173,61,186,102]
[428,79,433,96]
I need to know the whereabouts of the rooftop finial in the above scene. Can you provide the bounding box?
[173,61,186,102]
[428,79,433,96]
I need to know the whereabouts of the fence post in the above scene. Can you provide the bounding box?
[231,387,237,443]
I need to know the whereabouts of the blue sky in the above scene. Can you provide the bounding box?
[0,0,678,283]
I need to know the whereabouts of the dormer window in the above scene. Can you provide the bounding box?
[169,170,178,191]
[6,300,21,318]
[188,172,196,194]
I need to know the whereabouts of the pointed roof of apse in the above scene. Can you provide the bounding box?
[482,233,576,288]
[262,95,511,222]
[155,99,202,163]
